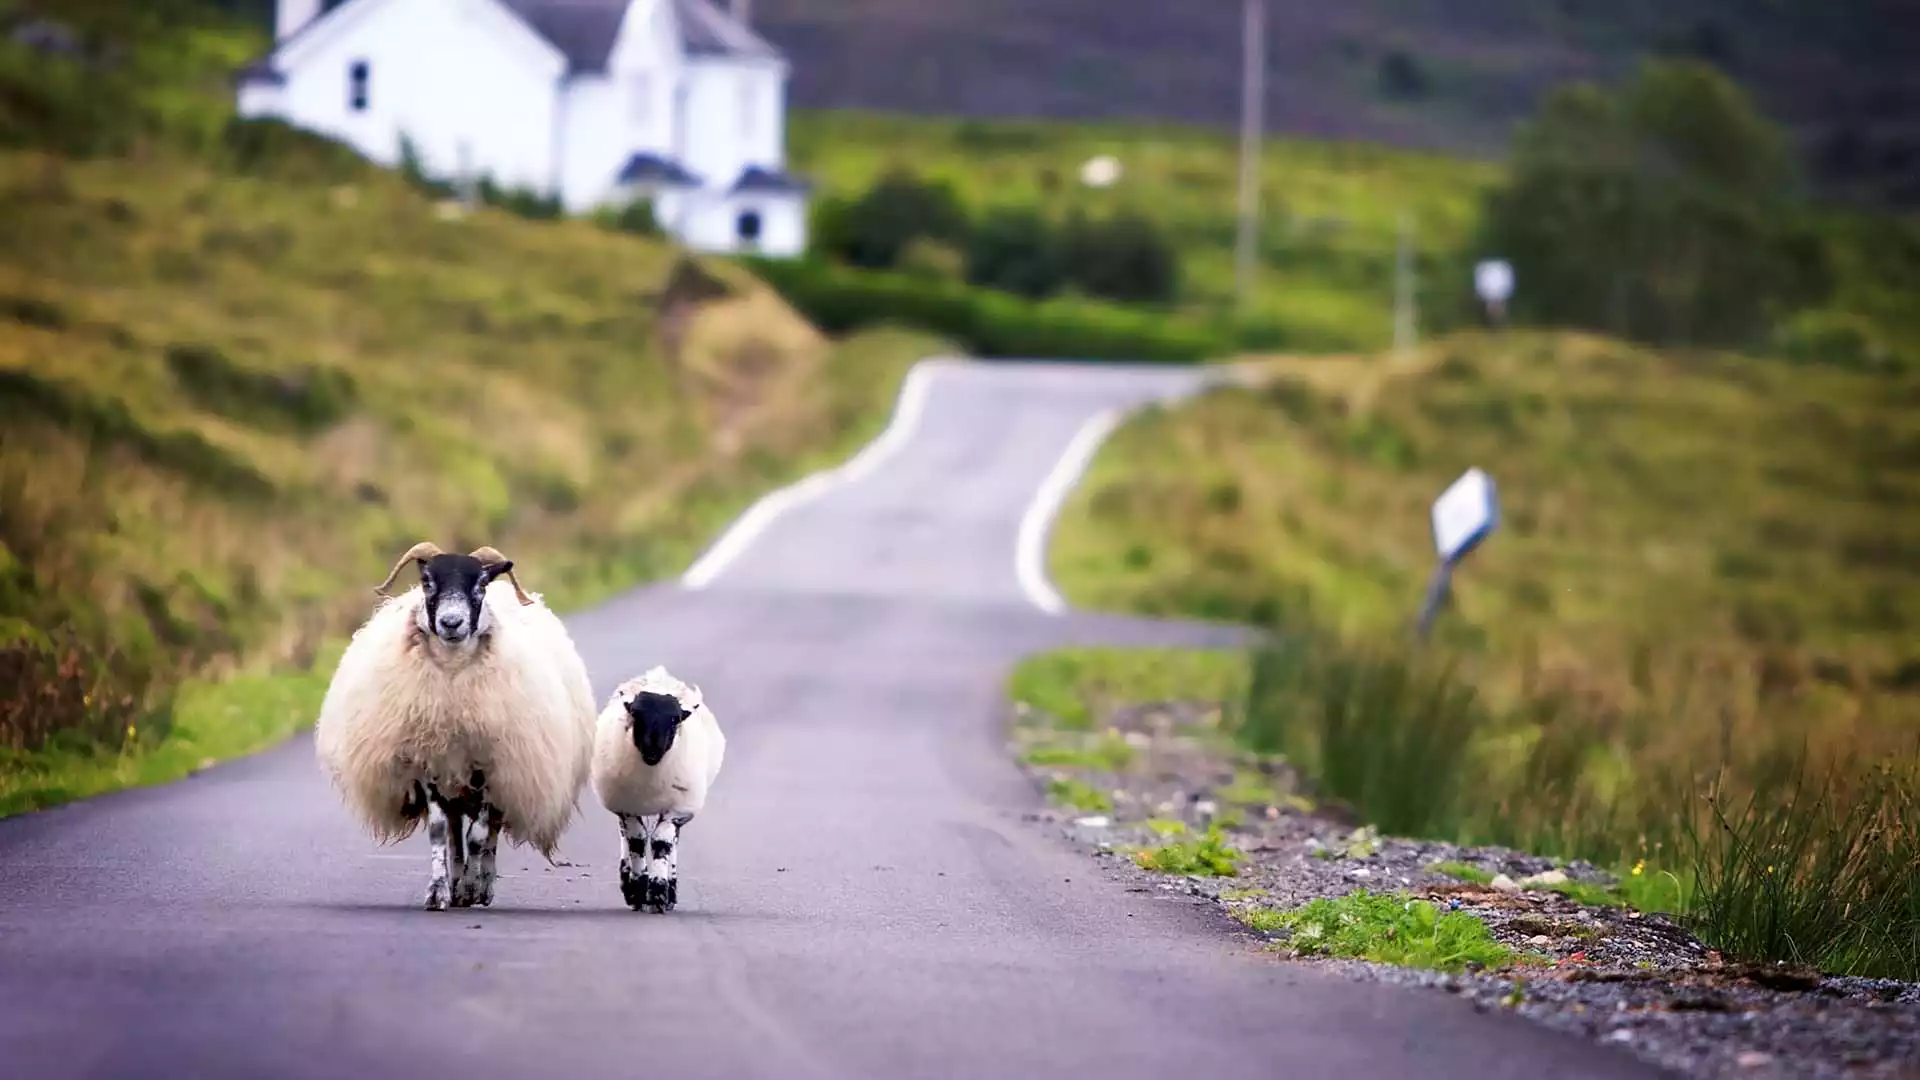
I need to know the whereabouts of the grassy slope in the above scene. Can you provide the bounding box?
[0,144,942,813]
[1034,331,1920,976]
[790,110,1496,352]
[1053,332,1920,711]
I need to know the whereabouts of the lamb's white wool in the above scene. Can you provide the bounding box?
[592,665,726,912]
[314,578,595,864]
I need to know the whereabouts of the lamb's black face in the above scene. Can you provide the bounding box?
[414,553,509,646]
[627,690,692,767]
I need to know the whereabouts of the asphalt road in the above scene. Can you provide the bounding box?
[0,358,1663,1080]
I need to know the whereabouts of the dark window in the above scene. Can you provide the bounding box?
[735,209,763,245]
[348,60,369,112]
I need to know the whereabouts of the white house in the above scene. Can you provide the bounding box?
[235,0,809,257]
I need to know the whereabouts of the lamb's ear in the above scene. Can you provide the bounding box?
[677,706,693,724]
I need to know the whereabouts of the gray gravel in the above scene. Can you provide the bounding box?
[1012,698,1920,1080]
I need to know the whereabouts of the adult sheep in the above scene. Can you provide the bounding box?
[314,541,597,910]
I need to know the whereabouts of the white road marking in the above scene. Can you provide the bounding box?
[680,358,949,589]
[1014,408,1123,616]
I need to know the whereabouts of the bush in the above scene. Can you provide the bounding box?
[601,196,662,237]
[1474,59,1834,349]
[218,117,370,183]
[741,256,1227,363]
[1061,209,1181,304]
[965,206,1065,299]
[819,168,970,270]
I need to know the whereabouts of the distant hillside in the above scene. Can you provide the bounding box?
[135,0,1918,207]
[752,0,1918,209]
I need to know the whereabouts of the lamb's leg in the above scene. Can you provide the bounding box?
[642,813,693,913]
[456,805,503,908]
[618,813,652,911]
[424,798,453,911]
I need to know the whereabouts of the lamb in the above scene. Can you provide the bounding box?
[591,666,726,912]
[313,541,598,911]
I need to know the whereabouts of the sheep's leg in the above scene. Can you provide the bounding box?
[642,813,693,913]
[455,805,503,908]
[617,814,650,911]
[424,798,453,911]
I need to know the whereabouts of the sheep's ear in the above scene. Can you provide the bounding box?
[677,706,693,724]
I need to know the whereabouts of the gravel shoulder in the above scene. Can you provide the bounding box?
[1008,697,1920,1080]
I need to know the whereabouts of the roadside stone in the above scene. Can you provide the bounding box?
[1489,873,1522,894]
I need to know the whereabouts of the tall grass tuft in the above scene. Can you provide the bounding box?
[1234,628,1920,980]
[1683,748,1920,979]
[1243,628,1484,837]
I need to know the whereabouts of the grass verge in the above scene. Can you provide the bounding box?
[1235,890,1518,973]
[1032,332,1920,979]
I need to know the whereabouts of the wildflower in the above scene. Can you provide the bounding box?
[1631,859,1645,877]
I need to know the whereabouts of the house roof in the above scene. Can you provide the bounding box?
[729,165,809,195]
[616,152,703,187]
[242,0,781,83]
[234,59,287,86]
[501,0,780,74]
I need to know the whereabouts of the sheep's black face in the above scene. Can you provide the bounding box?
[627,691,692,766]
[414,553,511,646]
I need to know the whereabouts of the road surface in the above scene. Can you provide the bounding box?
[0,358,1663,1079]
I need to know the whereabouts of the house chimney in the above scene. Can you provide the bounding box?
[277,0,322,42]
[730,0,750,26]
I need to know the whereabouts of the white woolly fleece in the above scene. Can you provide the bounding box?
[591,666,726,818]
[313,579,597,860]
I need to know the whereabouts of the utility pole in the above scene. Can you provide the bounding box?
[1393,210,1417,358]
[1234,0,1266,309]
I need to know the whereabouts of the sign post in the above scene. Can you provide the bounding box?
[1473,259,1514,329]
[1417,467,1500,640]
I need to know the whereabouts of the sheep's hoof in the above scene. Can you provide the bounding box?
[641,875,675,913]
[620,873,649,912]
[453,870,494,908]
[424,879,452,911]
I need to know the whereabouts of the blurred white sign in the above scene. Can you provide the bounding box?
[1474,259,1514,304]
[1431,467,1499,562]
[1080,155,1122,188]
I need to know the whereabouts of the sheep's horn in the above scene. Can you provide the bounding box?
[373,541,443,597]
[469,545,534,607]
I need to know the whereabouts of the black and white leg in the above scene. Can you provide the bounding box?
[642,813,693,912]
[618,813,649,910]
[425,796,453,911]
[456,805,503,908]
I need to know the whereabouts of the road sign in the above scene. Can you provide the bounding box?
[1474,259,1513,304]
[1431,467,1499,562]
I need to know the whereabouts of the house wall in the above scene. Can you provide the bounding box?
[264,0,566,193]
[681,191,805,258]
[557,0,682,214]
[678,57,786,192]
[236,82,285,119]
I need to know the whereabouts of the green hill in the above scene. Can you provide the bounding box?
[0,0,941,813]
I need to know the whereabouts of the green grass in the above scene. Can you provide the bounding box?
[0,3,950,814]
[790,110,1497,353]
[1045,330,1920,979]
[1008,646,1247,731]
[1047,777,1113,815]
[0,657,332,816]
[1237,890,1517,973]
[1021,734,1135,774]
[1133,827,1242,877]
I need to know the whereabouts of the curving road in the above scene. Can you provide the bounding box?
[0,358,1663,1079]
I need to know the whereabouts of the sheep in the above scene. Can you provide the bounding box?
[313,541,598,911]
[591,666,726,912]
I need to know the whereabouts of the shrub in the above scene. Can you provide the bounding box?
[163,343,357,434]
[965,205,1065,299]
[218,117,370,183]
[826,168,971,270]
[1060,209,1181,304]
[1474,59,1834,349]
[740,256,1226,363]
[604,196,663,237]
